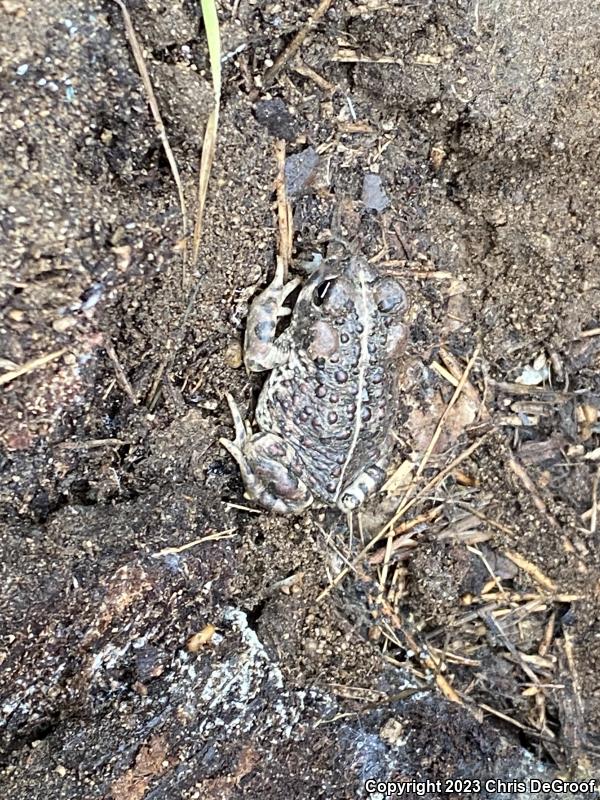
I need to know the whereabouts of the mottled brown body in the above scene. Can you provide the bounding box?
[221,256,408,514]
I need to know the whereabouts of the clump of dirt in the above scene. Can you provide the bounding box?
[1,1,599,797]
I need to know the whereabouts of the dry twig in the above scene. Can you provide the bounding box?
[105,343,136,403]
[0,348,67,386]
[274,140,293,279]
[293,61,336,93]
[155,528,237,556]
[264,0,337,84]
[507,454,556,522]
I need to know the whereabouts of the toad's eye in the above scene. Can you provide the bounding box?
[316,278,352,315]
[374,278,408,315]
[312,280,331,307]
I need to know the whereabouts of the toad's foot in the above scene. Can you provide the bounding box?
[220,393,314,514]
[244,258,301,373]
[336,464,387,513]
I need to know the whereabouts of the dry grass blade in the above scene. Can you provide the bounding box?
[479,702,531,732]
[274,139,293,279]
[439,346,489,421]
[383,434,489,543]
[378,346,482,593]
[316,434,489,602]
[539,611,556,658]
[467,545,509,600]
[113,0,187,260]
[155,528,237,555]
[59,438,129,450]
[455,502,514,536]
[590,467,600,533]
[224,501,262,515]
[332,48,401,64]
[431,360,459,387]
[381,615,461,705]
[503,549,557,592]
[489,379,571,400]
[369,507,443,565]
[318,530,461,706]
[0,348,67,386]
[412,345,481,488]
[192,0,221,268]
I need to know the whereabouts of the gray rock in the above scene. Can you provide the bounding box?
[285,146,319,197]
[362,173,390,212]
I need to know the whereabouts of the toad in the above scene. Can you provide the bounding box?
[221,254,408,514]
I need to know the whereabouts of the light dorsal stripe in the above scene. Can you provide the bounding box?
[334,265,370,501]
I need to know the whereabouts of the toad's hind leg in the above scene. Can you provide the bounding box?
[220,394,313,514]
[337,463,387,513]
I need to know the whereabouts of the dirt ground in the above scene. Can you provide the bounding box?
[1,1,599,798]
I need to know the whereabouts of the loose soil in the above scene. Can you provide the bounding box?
[1,1,599,799]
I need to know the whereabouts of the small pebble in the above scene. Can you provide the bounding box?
[52,316,77,332]
[224,341,243,368]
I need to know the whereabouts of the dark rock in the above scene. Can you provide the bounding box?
[255,98,299,141]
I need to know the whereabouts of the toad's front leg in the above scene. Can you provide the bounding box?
[244,258,301,372]
[220,394,313,514]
